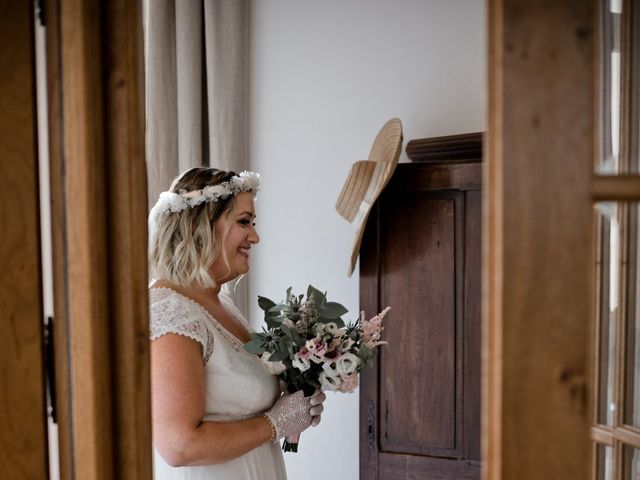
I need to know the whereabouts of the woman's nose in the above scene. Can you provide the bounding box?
[249,226,260,244]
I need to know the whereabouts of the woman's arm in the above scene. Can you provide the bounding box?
[151,334,273,467]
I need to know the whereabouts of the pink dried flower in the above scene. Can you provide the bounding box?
[338,373,359,393]
[359,306,390,349]
[295,312,309,335]
[282,318,295,329]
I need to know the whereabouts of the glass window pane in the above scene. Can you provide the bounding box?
[598,0,622,174]
[623,444,640,479]
[596,442,615,480]
[595,203,620,425]
[625,204,640,427]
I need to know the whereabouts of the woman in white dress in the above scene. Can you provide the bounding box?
[148,167,325,479]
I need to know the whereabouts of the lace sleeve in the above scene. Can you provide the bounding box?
[149,292,214,363]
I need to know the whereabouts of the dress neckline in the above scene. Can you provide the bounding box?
[149,286,252,355]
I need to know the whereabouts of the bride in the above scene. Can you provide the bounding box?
[147,167,325,479]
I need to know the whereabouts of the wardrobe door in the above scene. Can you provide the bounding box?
[360,161,481,480]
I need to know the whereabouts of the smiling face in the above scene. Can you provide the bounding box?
[210,192,260,284]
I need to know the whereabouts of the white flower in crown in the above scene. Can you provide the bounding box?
[156,191,189,214]
[238,171,261,193]
[150,170,261,219]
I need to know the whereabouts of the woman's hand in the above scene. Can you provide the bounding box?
[310,391,325,426]
[264,390,326,440]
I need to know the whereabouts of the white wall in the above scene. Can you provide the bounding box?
[249,1,485,478]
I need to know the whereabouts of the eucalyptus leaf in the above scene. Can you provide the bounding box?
[290,328,302,345]
[258,296,276,312]
[321,301,349,319]
[307,285,326,305]
[244,338,265,355]
[269,303,286,313]
[269,349,290,362]
[357,344,376,365]
[264,308,280,324]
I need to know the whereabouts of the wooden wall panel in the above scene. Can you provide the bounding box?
[484,1,596,479]
[0,1,48,478]
[380,194,457,455]
[380,452,480,480]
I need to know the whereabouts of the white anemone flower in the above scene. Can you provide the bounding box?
[292,353,311,372]
[319,371,341,391]
[324,322,338,335]
[336,352,360,376]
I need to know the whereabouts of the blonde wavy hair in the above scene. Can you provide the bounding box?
[149,167,238,288]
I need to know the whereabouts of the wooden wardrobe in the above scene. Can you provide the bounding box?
[359,133,482,480]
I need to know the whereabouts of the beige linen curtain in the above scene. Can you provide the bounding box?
[144,0,250,314]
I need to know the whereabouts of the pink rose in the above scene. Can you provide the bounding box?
[297,345,313,360]
[307,338,328,363]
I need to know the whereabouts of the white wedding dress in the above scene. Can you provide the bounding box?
[149,287,287,480]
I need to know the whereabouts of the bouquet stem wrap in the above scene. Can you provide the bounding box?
[282,433,300,452]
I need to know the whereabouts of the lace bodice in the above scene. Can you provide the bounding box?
[149,287,280,421]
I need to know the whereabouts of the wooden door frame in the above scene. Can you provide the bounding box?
[8,0,611,478]
[0,1,49,477]
[484,1,596,479]
[46,0,152,478]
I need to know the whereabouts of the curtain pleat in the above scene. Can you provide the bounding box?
[204,0,249,171]
[176,0,204,172]
[144,0,250,314]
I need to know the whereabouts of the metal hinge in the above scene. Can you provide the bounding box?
[44,316,57,423]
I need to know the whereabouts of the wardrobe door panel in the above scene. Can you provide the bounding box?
[380,192,461,457]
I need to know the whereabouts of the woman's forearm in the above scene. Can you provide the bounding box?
[157,415,274,467]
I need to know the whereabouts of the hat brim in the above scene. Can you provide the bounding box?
[335,118,403,277]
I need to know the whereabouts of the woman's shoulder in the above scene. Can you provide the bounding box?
[148,284,215,362]
[148,283,206,321]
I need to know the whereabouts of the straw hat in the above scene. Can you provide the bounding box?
[335,118,403,277]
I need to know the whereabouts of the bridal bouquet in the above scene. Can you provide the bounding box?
[244,285,390,452]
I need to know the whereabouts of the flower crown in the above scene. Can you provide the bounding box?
[150,170,260,220]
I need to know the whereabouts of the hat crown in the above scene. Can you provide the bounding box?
[369,118,403,166]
